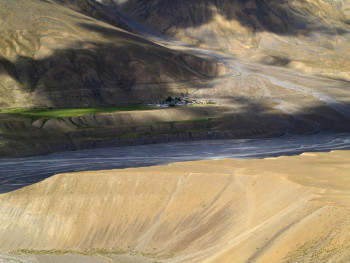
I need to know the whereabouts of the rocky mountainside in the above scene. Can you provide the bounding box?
[120,0,350,81]
[0,0,349,158]
[0,0,227,109]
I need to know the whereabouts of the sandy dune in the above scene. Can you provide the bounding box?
[0,150,350,262]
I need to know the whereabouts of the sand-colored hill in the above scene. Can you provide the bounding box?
[120,0,350,81]
[1,150,349,262]
[0,0,227,109]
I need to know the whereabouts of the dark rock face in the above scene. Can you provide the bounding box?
[53,0,130,30]
[119,0,298,33]
[119,0,349,34]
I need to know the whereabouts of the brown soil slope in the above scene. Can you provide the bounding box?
[0,0,227,109]
[1,150,349,262]
[52,0,130,30]
[120,0,350,81]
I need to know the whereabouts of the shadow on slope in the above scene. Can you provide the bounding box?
[49,0,131,31]
[0,22,226,108]
[119,0,350,36]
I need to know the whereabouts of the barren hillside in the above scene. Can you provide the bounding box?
[0,0,227,109]
[0,0,349,157]
[0,150,350,262]
[120,0,350,81]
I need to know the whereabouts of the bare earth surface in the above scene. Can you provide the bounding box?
[120,0,350,81]
[1,0,350,158]
[1,150,350,262]
[1,1,350,262]
[0,132,349,194]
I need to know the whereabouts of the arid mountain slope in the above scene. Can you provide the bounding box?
[0,0,227,109]
[120,0,350,81]
[0,151,350,262]
[0,0,349,158]
[52,0,130,30]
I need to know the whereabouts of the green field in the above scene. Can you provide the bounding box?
[1,104,157,118]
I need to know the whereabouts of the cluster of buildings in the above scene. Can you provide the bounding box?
[148,97,215,108]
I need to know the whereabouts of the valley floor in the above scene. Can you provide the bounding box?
[1,32,350,158]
